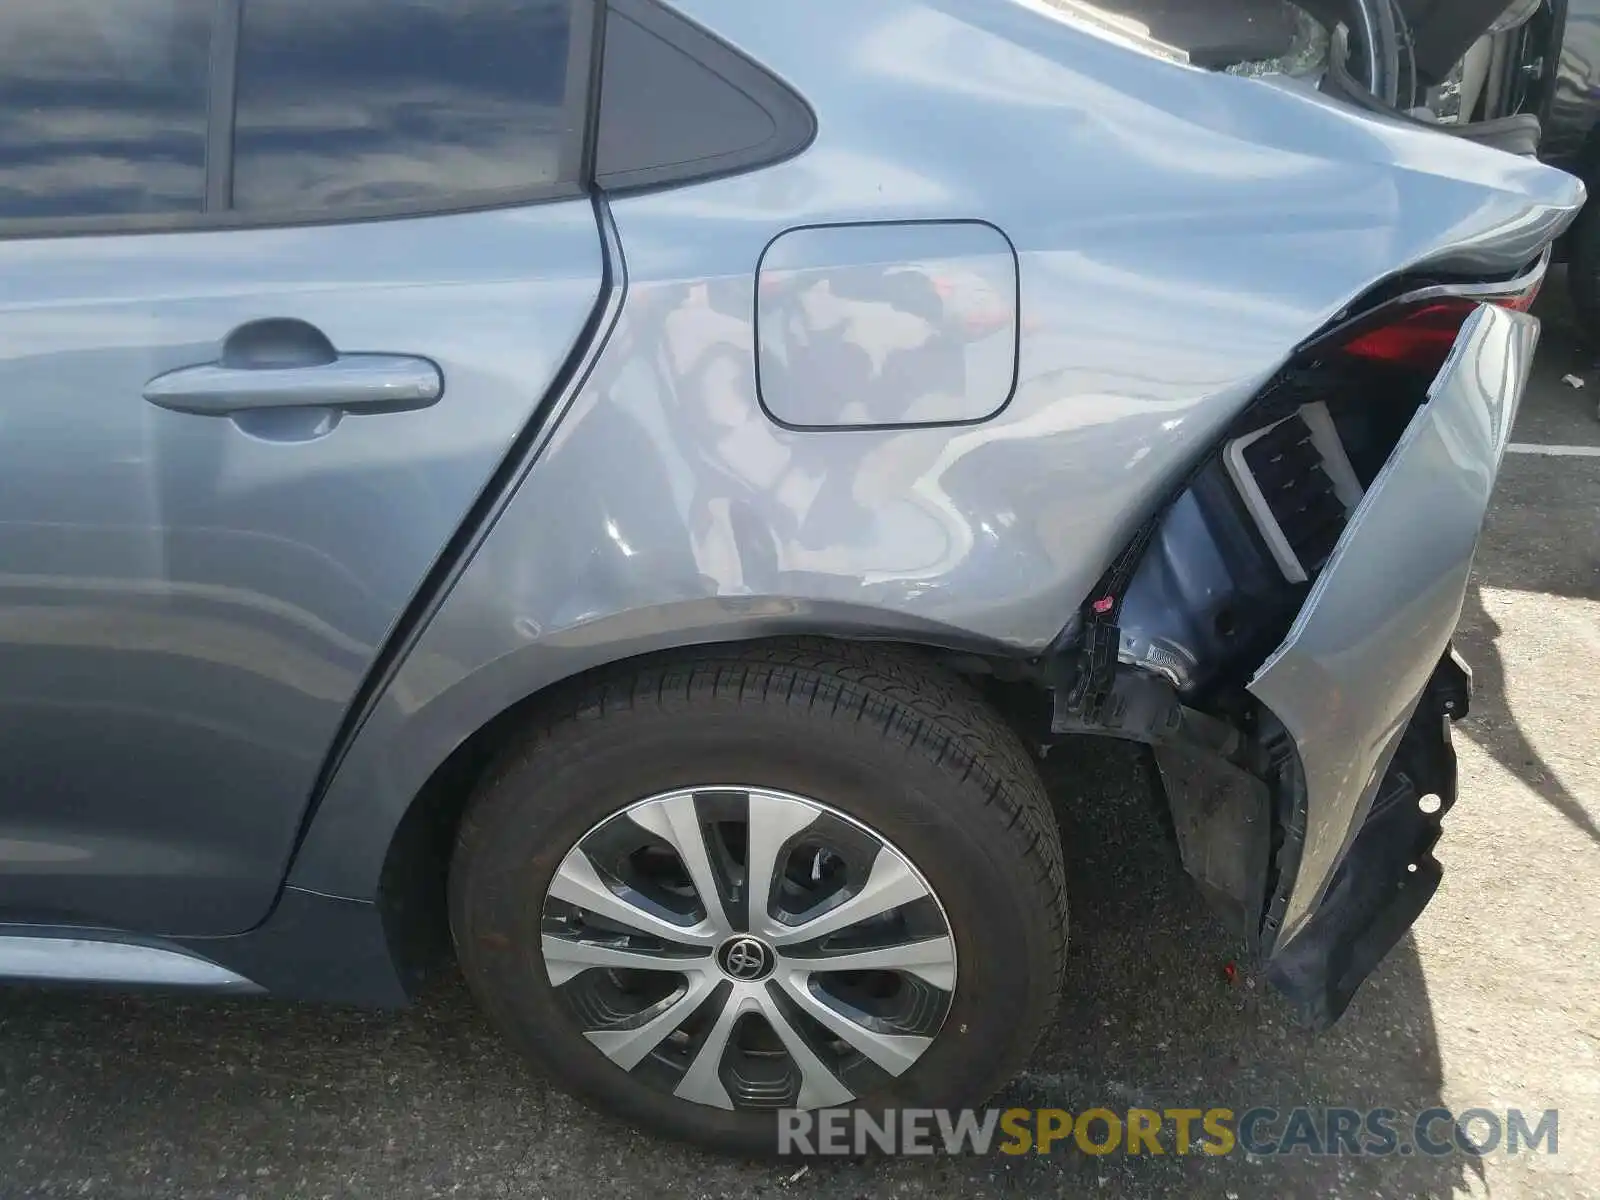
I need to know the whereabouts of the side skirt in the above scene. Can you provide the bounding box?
[0,886,410,1007]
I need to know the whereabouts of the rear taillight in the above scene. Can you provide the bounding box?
[1338,299,1480,370]
[1329,257,1546,372]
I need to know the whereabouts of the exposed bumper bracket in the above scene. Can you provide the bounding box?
[1052,669,1273,947]
[1264,652,1469,1028]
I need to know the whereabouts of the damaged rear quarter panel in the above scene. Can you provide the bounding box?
[290,0,1578,903]
[1249,304,1539,948]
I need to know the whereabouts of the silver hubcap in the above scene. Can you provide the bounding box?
[540,786,957,1111]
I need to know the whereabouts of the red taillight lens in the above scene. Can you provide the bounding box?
[1338,298,1480,370]
[1329,257,1546,372]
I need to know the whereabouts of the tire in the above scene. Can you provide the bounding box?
[1567,198,1600,345]
[448,639,1068,1155]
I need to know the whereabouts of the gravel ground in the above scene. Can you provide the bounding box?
[1,293,1596,1200]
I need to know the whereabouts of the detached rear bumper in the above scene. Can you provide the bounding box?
[1249,304,1538,1022]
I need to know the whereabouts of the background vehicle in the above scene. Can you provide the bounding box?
[1319,0,1600,332]
[1089,1,1550,111]
[1098,0,1600,334]
[0,0,1582,1155]
[1501,0,1600,336]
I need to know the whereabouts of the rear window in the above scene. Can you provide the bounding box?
[232,0,579,213]
[0,0,212,222]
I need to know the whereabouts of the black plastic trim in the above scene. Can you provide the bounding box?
[577,0,611,185]
[555,0,604,188]
[204,0,242,211]
[594,0,816,193]
[176,886,413,1005]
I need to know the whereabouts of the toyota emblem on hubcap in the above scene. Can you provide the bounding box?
[717,936,776,982]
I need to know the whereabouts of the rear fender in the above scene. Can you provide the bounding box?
[1054,305,1537,1025]
[289,0,1580,916]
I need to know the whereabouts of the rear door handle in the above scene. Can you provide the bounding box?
[144,354,443,416]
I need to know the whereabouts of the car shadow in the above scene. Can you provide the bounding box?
[1456,582,1600,850]
[978,741,1479,1197]
[0,739,1476,1198]
[1443,280,1600,851]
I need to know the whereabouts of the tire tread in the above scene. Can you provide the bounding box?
[478,637,1069,1033]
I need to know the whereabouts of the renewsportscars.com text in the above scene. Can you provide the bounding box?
[778,1106,1559,1158]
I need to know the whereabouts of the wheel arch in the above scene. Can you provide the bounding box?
[285,609,1054,990]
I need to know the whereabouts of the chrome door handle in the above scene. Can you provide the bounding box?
[143,354,443,416]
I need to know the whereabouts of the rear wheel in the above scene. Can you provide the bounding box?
[448,640,1067,1154]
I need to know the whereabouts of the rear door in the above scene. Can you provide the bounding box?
[0,0,605,934]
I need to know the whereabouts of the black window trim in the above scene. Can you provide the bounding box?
[204,0,242,212]
[593,0,817,194]
[0,0,602,242]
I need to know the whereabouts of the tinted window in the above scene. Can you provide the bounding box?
[594,0,816,193]
[233,0,578,213]
[0,0,212,221]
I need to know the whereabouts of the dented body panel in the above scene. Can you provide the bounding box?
[1251,304,1538,947]
[293,0,1583,911]
[0,0,1560,1018]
